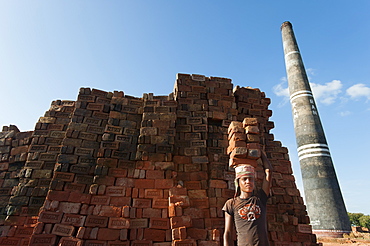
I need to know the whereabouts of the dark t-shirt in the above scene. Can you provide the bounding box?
[222,189,270,246]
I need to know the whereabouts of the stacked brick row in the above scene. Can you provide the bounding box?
[0,125,27,226]
[233,87,318,245]
[127,93,177,246]
[0,73,320,246]
[0,100,76,246]
[171,74,236,246]
[0,127,33,245]
[29,88,114,245]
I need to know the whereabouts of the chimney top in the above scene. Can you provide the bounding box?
[281,21,292,30]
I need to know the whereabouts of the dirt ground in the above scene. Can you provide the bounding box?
[315,230,370,245]
[318,237,370,246]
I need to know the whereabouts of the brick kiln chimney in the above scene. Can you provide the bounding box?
[280,21,351,237]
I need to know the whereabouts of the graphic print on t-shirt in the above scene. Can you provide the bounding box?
[238,203,261,221]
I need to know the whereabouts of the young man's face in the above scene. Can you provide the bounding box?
[239,176,255,193]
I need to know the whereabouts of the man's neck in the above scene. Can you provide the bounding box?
[239,191,253,199]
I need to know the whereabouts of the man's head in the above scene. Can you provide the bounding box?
[235,165,256,195]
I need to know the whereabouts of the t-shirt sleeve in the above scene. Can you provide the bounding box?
[222,199,234,215]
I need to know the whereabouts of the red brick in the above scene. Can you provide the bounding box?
[187,228,207,240]
[173,239,197,246]
[85,215,108,227]
[52,223,75,236]
[68,192,91,203]
[154,161,175,170]
[59,237,83,246]
[169,187,187,196]
[47,190,71,201]
[209,180,227,189]
[24,216,38,226]
[170,216,192,229]
[110,197,131,206]
[97,228,120,240]
[61,214,86,227]
[143,228,166,241]
[108,217,130,229]
[146,170,165,179]
[184,181,202,190]
[188,190,207,198]
[155,179,174,189]
[64,183,86,193]
[169,195,190,207]
[152,199,169,209]
[59,202,81,214]
[91,196,110,205]
[297,224,312,233]
[84,240,107,246]
[14,226,33,238]
[105,186,125,196]
[130,218,149,228]
[133,198,152,208]
[149,218,169,230]
[29,234,57,246]
[99,205,122,217]
[108,168,128,177]
[131,240,153,246]
[189,171,208,181]
[142,208,161,218]
[0,237,21,246]
[229,157,257,168]
[10,145,29,155]
[94,175,115,186]
[108,241,129,246]
[135,179,155,188]
[38,211,63,223]
[144,189,163,198]
[173,156,191,164]
[204,218,224,229]
[190,198,209,208]
[122,206,130,217]
[183,208,205,219]
[172,226,187,240]
[97,158,118,167]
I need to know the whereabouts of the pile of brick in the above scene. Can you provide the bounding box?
[0,73,318,246]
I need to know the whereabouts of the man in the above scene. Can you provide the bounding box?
[223,151,273,246]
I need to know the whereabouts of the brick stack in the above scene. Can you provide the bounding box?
[0,73,320,246]
[171,74,236,246]
[29,88,114,245]
[0,100,75,246]
[0,127,34,245]
[233,87,317,245]
[0,125,26,236]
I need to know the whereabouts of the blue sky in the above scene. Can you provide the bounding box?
[1,1,369,215]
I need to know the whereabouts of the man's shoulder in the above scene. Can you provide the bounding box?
[224,198,235,206]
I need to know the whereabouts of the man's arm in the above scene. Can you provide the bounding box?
[261,150,273,196]
[224,212,234,246]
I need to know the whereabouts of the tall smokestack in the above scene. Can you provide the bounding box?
[280,21,351,237]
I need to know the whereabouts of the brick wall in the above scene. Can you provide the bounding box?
[0,74,319,246]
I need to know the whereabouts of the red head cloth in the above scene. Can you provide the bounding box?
[234,165,255,194]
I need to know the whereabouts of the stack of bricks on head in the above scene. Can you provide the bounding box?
[228,118,262,188]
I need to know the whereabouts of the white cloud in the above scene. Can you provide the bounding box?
[339,111,351,117]
[273,78,289,97]
[310,80,342,105]
[346,84,370,100]
[274,79,343,106]
[273,78,290,107]
[306,68,316,76]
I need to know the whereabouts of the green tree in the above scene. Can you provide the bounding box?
[359,215,370,230]
[348,212,364,227]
